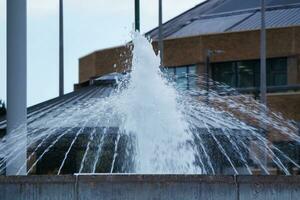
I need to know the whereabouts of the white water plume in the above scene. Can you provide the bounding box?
[0,32,299,175]
[113,32,199,173]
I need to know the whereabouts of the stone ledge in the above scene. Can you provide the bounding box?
[1,175,299,184]
[1,175,300,200]
[0,175,75,183]
[77,174,236,183]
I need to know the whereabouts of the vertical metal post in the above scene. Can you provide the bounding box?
[6,0,27,175]
[205,50,211,105]
[135,0,140,31]
[260,0,267,105]
[260,0,268,173]
[59,0,64,96]
[158,0,164,66]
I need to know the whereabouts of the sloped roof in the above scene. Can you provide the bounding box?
[147,0,300,40]
[0,72,129,132]
[229,6,300,32]
[0,85,115,131]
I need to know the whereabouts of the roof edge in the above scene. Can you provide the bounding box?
[145,0,215,36]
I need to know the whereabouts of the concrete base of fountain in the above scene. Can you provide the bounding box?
[0,175,299,200]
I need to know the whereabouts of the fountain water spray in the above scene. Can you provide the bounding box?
[0,32,299,175]
[114,32,199,173]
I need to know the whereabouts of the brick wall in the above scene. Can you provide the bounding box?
[79,26,300,82]
[78,26,300,122]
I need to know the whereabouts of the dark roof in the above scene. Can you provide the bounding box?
[0,72,130,132]
[147,0,300,40]
[0,85,116,131]
[229,6,300,32]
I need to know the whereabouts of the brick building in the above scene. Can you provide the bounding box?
[78,0,300,123]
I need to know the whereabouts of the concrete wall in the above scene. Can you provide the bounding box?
[0,175,300,200]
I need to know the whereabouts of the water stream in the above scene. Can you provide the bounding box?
[0,32,299,175]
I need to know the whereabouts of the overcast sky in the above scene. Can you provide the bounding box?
[0,0,204,106]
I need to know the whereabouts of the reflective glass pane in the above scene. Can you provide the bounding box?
[271,58,287,71]
[188,65,197,90]
[176,77,188,90]
[273,73,287,86]
[176,67,187,78]
[166,67,175,76]
[212,62,236,87]
[189,65,197,75]
[175,67,188,90]
[267,58,287,86]
[238,61,257,88]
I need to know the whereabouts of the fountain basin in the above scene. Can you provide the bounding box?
[0,174,299,200]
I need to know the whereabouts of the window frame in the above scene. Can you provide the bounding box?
[164,64,197,90]
[211,57,288,89]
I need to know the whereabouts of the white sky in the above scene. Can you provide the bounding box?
[0,0,204,106]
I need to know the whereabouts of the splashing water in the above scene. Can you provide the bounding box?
[114,32,198,173]
[0,32,300,175]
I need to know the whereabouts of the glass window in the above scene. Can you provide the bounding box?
[176,67,188,90]
[161,67,174,76]
[188,65,197,90]
[212,57,287,89]
[237,60,257,88]
[167,67,175,76]
[164,65,198,90]
[175,66,187,77]
[189,65,197,74]
[162,67,176,81]
[212,62,236,87]
[267,58,287,86]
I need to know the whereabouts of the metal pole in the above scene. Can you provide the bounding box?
[135,0,140,31]
[59,0,64,96]
[260,0,267,105]
[260,0,268,174]
[206,50,211,105]
[6,0,27,175]
[158,0,164,66]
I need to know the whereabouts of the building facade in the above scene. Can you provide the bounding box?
[78,0,300,123]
